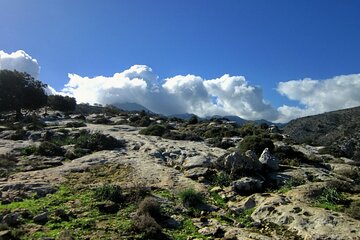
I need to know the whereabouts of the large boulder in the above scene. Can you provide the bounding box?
[259,148,279,171]
[216,151,261,176]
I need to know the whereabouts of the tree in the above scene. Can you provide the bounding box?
[0,70,47,118]
[188,115,199,124]
[47,95,76,112]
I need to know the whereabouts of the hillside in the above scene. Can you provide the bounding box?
[284,106,360,160]
[0,107,359,239]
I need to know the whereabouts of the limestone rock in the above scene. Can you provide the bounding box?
[259,148,279,171]
[183,155,211,169]
[217,151,262,176]
[231,177,263,194]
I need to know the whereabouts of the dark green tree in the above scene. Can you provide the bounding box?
[47,95,76,112]
[0,70,47,118]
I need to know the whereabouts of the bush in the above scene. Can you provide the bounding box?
[238,135,274,156]
[65,121,86,128]
[133,197,162,237]
[93,184,124,203]
[139,125,168,137]
[75,130,125,151]
[179,188,204,208]
[137,197,162,220]
[47,95,76,112]
[36,141,65,156]
[212,172,232,187]
[188,115,199,125]
[7,129,28,140]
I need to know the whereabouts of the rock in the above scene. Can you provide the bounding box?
[231,177,263,194]
[184,167,209,179]
[96,202,119,214]
[217,151,262,176]
[33,212,49,224]
[183,155,211,169]
[3,212,20,226]
[57,230,75,240]
[54,209,69,221]
[149,149,163,159]
[259,148,279,171]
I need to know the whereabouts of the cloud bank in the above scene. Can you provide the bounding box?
[276,74,360,122]
[62,65,279,121]
[0,50,40,79]
[1,50,360,122]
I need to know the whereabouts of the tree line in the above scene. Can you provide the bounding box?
[0,69,77,118]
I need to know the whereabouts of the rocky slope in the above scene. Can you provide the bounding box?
[0,110,359,239]
[284,106,360,161]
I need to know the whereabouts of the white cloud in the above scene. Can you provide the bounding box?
[0,50,40,79]
[61,66,279,121]
[3,50,359,123]
[276,74,360,122]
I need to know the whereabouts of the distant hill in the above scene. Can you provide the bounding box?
[112,102,151,112]
[284,106,360,160]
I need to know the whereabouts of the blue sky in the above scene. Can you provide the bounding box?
[1,0,360,122]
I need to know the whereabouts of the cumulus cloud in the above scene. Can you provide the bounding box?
[276,74,360,122]
[61,65,279,121]
[3,50,359,122]
[0,50,40,79]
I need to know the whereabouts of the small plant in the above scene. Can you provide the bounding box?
[20,145,37,156]
[233,208,255,227]
[93,184,124,203]
[179,188,204,208]
[278,178,305,193]
[212,172,232,187]
[313,187,345,211]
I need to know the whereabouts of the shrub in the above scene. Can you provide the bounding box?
[75,130,124,151]
[93,184,124,203]
[133,197,162,237]
[179,188,204,208]
[212,172,232,187]
[21,145,37,156]
[65,121,86,128]
[139,125,168,137]
[188,115,199,125]
[7,129,28,140]
[133,212,162,237]
[47,95,76,112]
[137,197,162,220]
[36,141,65,156]
[238,134,274,156]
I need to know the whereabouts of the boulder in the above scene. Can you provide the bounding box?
[2,212,20,226]
[231,177,263,194]
[183,155,211,169]
[33,212,49,224]
[217,151,261,176]
[259,148,279,171]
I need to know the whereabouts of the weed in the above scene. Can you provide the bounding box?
[278,178,305,193]
[212,172,232,187]
[93,184,124,203]
[178,188,204,208]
